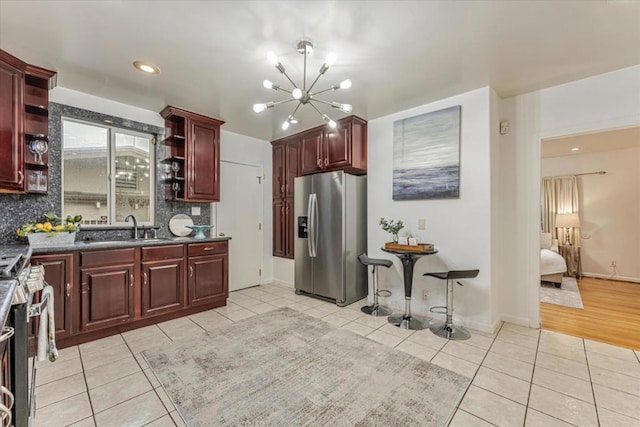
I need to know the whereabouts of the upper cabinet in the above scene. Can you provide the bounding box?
[272,139,299,200]
[0,49,56,194]
[299,116,367,176]
[160,106,225,202]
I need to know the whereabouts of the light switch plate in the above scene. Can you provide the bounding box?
[191,206,201,216]
[418,219,426,230]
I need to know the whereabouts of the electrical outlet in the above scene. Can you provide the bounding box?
[610,261,617,268]
[422,290,428,300]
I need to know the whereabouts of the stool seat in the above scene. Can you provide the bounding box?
[358,254,393,268]
[358,253,393,317]
[424,268,479,340]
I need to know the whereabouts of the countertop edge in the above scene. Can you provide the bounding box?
[0,280,17,332]
[30,236,232,254]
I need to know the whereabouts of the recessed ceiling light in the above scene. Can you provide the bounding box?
[571,147,580,151]
[133,61,161,75]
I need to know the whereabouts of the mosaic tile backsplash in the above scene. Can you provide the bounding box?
[0,103,211,245]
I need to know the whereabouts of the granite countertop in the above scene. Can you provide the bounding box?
[31,235,232,254]
[0,279,17,333]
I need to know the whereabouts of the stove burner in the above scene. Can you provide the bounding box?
[0,246,32,279]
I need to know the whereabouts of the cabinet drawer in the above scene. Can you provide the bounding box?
[188,241,227,256]
[80,248,136,267]
[142,244,184,261]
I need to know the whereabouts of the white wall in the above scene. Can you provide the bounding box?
[501,65,640,327]
[542,147,640,282]
[368,87,495,332]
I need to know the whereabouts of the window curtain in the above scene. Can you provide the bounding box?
[541,176,580,246]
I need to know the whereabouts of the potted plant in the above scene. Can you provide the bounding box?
[17,212,82,247]
[379,217,404,243]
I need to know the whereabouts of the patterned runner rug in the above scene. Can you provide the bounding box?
[540,277,584,309]
[143,307,470,426]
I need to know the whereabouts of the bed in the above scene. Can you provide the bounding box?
[540,233,567,288]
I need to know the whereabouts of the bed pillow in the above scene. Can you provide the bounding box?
[540,232,552,249]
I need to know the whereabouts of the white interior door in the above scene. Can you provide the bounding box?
[215,161,262,291]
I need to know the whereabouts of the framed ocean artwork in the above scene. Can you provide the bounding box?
[393,105,461,200]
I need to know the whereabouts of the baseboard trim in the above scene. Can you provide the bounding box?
[582,273,640,283]
[500,314,538,329]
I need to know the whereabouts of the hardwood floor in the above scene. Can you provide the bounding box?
[541,276,640,349]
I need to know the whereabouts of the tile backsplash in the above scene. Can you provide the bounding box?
[0,103,210,245]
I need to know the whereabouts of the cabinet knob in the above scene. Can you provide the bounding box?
[324,158,328,166]
[189,266,194,277]
[66,283,71,297]
[317,159,321,167]
[281,184,285,194]
[130,274,134,287]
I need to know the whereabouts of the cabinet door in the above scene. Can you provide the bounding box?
[0,56,24,192]
[284,199,295,258]
[273,199,286,257]
[300,131,323,175]
[188,254,228,306]
[32,253,74,339]
[141,259,184,317]
[272,144,285,198]
[80,264,135,331]
[324,125,351,169]
[186,119,220,201]
[285,142,299,198]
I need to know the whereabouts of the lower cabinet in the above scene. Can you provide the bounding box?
[80,263,136,331]
[32,253,74,339]
[188,242,228,306]
[141,245,185,317]
[33,240,228,347]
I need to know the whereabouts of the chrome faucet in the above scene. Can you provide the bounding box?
[124,215,139,239]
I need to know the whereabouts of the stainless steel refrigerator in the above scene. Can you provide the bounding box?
[294,171,367,306]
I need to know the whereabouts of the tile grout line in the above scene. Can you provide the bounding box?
[445,321,505,427]
[520,325,542,427]
[582,339,602,426]
[77,346,97,427]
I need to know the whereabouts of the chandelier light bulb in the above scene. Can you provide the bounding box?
[288,115,299,124]
[339,79,352,89]
[281,120,290,130]
[253,103,267,113]
[292,88,303,99]
[263,80,274,89]
[325,53,336,66]
[267,51,279,66]
[328,119,337,129]
[340,103,352,113]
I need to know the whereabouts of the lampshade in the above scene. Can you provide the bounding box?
[555,213,580,228]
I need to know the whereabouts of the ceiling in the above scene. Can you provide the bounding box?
[1,1,639,141]
[542,126,640,158]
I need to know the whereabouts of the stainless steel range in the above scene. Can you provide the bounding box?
[0,245,46,427]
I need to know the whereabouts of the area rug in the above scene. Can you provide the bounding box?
[540,277,584,309]
[143,307,470,427]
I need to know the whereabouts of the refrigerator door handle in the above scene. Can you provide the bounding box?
[307,194,315,257]
[313,193,319,257]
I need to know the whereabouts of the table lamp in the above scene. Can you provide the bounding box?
[555,213,580,246]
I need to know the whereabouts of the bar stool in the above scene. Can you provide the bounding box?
[358,254,393,316]
[423,269,479,340]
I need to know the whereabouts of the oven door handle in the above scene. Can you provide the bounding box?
[0,327,14,343]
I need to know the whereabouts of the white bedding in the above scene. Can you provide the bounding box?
[540,249,567,276]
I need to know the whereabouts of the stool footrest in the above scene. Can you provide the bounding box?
[429,306,447,314]
[376,290,392,298]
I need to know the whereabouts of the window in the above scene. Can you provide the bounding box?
[62,118,155,225]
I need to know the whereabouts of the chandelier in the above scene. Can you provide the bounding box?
[252,38,352,131]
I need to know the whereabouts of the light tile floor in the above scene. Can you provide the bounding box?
[34,283,640,426]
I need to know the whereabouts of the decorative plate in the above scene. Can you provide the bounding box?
[168,214,194,237]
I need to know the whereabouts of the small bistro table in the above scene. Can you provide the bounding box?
[381,246,438,330]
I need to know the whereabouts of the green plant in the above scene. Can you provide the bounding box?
[379,218,404,236]
[16,212,82,237]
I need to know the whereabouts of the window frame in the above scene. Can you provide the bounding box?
[61,116,156,227]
